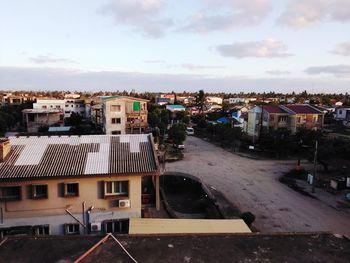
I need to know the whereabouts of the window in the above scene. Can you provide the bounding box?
[111,118,121,124]
[34,225,50,235]
[104,181,129,197]
[64,183,79,197]
[65,223,80,235]
[32,185,48,199]
[110,105,121,112]
[42,105,47,109]
[0,186,21,201]
[112,130,121,135]
[270,115,275,122]
[104,219,129,234]
[278,116,287,122]
[0,207,3,224]
[297,117,301,123]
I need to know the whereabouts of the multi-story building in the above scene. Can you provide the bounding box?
[247,104,325,139]
[335,107,350,121]
[22,109,63,133]
[102,96,148,135]
[33,98,86,119]
[0,134,160,236]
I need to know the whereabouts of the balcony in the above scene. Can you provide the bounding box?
[126,110,148,117]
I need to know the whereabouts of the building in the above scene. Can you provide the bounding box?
[102,96,148,135]
[22,109,63,133]
[335,107,350,121]
[33,98,86,119]
[1,93,35,106]
[206,96,223,105]
[0,134,160,236]
[247,104,325,139]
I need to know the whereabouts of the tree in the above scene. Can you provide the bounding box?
[168,123,186,145]
[148,111,160,128]
[64,112,82,126]
[195,90,206,114]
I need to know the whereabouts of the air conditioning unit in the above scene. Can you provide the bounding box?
[118,199,130,208]
[90,222,101,232]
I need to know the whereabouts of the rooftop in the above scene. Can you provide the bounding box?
[263,105,289,114]
[0,233,348,263]
[0,134,158,180]
[284,104,323,114]
[22,109,62,114]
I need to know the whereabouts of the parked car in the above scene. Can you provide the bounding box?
[172,144,185,150]
[186,127,194,135]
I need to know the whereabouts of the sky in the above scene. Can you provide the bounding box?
[0,0,350,93]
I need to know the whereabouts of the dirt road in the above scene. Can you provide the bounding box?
[166,136,350,235]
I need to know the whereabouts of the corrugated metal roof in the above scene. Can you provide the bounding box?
[0,134,158,179]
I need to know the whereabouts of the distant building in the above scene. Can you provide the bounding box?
[247,104,325,139]
[335,107,350,121]
[33,99,86,119]
[1,93,34,106]
[206,96,223,105]
[0,134,160,236]
[166,105,186,112]
[22,109,63,133]
[102,96,148,135]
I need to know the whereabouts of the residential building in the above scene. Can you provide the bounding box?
[1,93,34,106]
[33,98,86,119]
[247,104,325,139]
[0,134,160,236]
[22,109,63,133]
[206,96,223,105]
[335,107,350,121]
[102,96,148,135]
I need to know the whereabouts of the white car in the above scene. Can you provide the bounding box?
[186,127,194,135]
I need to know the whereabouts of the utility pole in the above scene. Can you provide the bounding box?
[312,140,318,193]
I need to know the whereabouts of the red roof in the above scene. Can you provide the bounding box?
[284,105,321,114]
[263,105,288,114]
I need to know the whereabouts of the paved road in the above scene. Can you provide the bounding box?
[166,136,350,235]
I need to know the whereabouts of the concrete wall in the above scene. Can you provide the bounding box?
[0,175,142,235]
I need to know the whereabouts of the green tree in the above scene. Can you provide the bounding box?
[195,90,206,114]
[168,123,186,145]
[148,111,160,128]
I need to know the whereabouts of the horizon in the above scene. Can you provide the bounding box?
[1,1,349,93]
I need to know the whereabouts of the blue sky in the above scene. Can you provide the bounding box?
[0,0,350,93]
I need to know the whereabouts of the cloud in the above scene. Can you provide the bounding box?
[143,60,166,64]
[277,0,350,28]
[1,66,349,93]
[216,39,292,58]
[99,0,173,38]
[29,54,77,64]
[331,42,350,56]
[304,64,350,78]
[266,70,291,75]
[181,0,272,33]
[181,64,226,71]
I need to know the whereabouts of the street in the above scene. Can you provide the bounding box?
[166,136,350,235]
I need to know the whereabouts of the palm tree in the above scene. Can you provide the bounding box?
[195,90,206,114]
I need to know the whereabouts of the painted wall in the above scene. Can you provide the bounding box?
[0,175,142,235]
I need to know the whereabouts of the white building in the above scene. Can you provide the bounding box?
[33,99,86,119]
[206,96,223,105]
[102,96,148,135]
[335,107,350,121]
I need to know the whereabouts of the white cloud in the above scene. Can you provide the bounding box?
[216,39,292,58]
[181,64,226,71]
[99,0,173,38]
[29,54,77,64]
[1,66,349,93]
[304,64,350,78]
[180,0,272,33]
[266,70,291,75]
[278,0,350,28]
[331,42,350,56]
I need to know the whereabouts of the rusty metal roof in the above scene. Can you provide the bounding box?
[0,134,158,180]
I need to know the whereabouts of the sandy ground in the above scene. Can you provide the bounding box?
[166,136,350,235]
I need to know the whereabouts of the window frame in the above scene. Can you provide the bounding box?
[65,223,80,235]
[111,117,121,124]
[104,181,129,198]
[104,219,129,234]
[64,182,79,197]
[0,186,22,201]
[110,105,121,112]
[31,184,48,200]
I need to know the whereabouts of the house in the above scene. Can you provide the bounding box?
[0,134,160,236]
[247,104,325,140]
[281,104,324,134]
[102,96,148,135]
[33,98,86,119]
[335,107,350,121]
[166,105,186,112]
[22,109,63,133]
[206,96,223,105]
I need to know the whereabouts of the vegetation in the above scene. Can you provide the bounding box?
[168,123,187,145]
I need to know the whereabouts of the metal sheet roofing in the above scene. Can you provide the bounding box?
[263,105,289,114]
[284,104,322,114]
[0,134,158,179]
